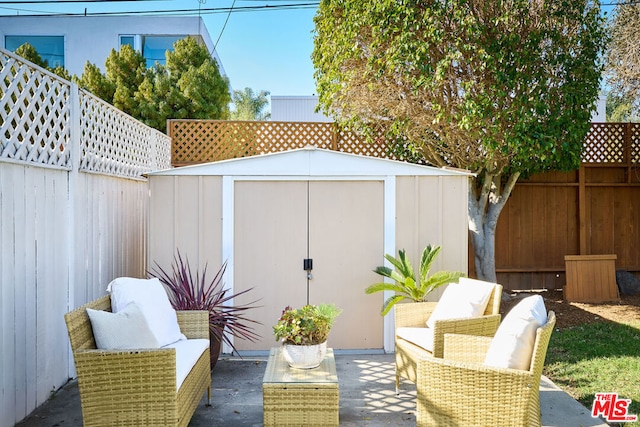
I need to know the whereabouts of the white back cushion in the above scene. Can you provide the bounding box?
[426,280,495,329]
[107,277,186,347]
[484,295,547,370]
[87,302,160,350]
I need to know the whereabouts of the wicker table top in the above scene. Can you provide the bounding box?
[263,347,338,385]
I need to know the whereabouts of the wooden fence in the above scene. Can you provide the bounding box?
[494,122,640,290]
[1,48,171,426]
[168,119,399,165]
[168,119,640,291]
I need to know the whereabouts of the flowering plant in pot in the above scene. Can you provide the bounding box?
[273,303,342,369]
[150,250,261,370]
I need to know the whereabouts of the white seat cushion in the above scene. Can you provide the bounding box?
[86,302,160,350]
[396,327,434,352]
[426,280,495,329]
[162,338,209,390]
[484,294,547,370]
[107,277,186,347]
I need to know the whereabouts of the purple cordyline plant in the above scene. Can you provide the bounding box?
[149,250,261,367]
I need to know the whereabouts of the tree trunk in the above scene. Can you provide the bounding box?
[468,171,520,283]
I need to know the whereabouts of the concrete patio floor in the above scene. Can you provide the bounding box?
[16,352,607,427]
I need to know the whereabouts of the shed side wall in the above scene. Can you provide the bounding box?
[395,175,469,301]
[148,175,224,277]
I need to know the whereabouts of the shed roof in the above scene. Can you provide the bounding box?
[147,147,473,177]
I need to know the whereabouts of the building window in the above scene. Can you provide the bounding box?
[119,35,135,49]
[5,35,64,68]
[141,35,184,67]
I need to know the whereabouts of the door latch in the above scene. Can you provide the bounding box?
[303,258,313,279]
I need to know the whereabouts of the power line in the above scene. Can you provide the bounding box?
[602,1,640,4]
[214,0,236,51]
[0,2,319,16]
[0,0,168,3]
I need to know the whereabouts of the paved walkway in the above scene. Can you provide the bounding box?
[15,353,607,426]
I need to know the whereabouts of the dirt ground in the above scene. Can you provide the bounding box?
[500,289,640,329]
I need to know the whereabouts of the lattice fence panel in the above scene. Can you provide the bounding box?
[1,49,71,168]
[254,121,335,153]
[631,123,640,164]
[336,127,397,160]
[79,90,170,177]
[170,120,640,167]
[171,120,337,164]
[149,130,172,171]
[1,48,170,177]
[583,123,625,163]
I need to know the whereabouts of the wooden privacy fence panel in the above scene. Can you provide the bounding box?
[0,47,170,426]
[169,119,400,165]
[492,123,640,290]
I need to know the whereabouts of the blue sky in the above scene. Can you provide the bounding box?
[203,2,318,96]
[1,0,618,98]
[0,0,320,96]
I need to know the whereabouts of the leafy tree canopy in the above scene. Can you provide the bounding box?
[230,87,271,121]
[313,0,607,281]
[606,92,640,122]
[77,37,230,131]
[606,2,640,117]
[314,0,606,177]
[14,43,71,80]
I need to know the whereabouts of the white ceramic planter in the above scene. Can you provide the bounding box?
[282,341,327,369]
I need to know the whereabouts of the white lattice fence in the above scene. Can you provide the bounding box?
[79,91,170,177]
[1,47,171,176]
[0,47,171,427]
[1,49,71,168]
[150,128,172,171]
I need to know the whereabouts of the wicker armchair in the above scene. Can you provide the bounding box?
[415,311,556,427]
[395,280,503,391]
[64,295,212,427]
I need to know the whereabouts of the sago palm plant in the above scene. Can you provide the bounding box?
[365,244,465,316]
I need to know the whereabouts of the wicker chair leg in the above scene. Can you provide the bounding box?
[395,373,400,395]
[207,385,212,406]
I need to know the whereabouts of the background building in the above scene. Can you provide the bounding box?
[270,95,332,122]
[271,94,607,122]
[0,15,225,76]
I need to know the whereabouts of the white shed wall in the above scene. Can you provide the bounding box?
[147,149,472,353]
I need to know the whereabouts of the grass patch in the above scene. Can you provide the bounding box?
[544,321,640,426]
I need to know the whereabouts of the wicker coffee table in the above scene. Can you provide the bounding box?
[262,346,339,426]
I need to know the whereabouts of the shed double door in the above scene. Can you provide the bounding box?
[233,180,384,351]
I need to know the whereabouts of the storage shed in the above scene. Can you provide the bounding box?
[147,147,472,353]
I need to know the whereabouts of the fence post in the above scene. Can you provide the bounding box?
[166,119,173,167]
[625,122,632,183]
[67,82,81,375]
[578,165,588,255]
